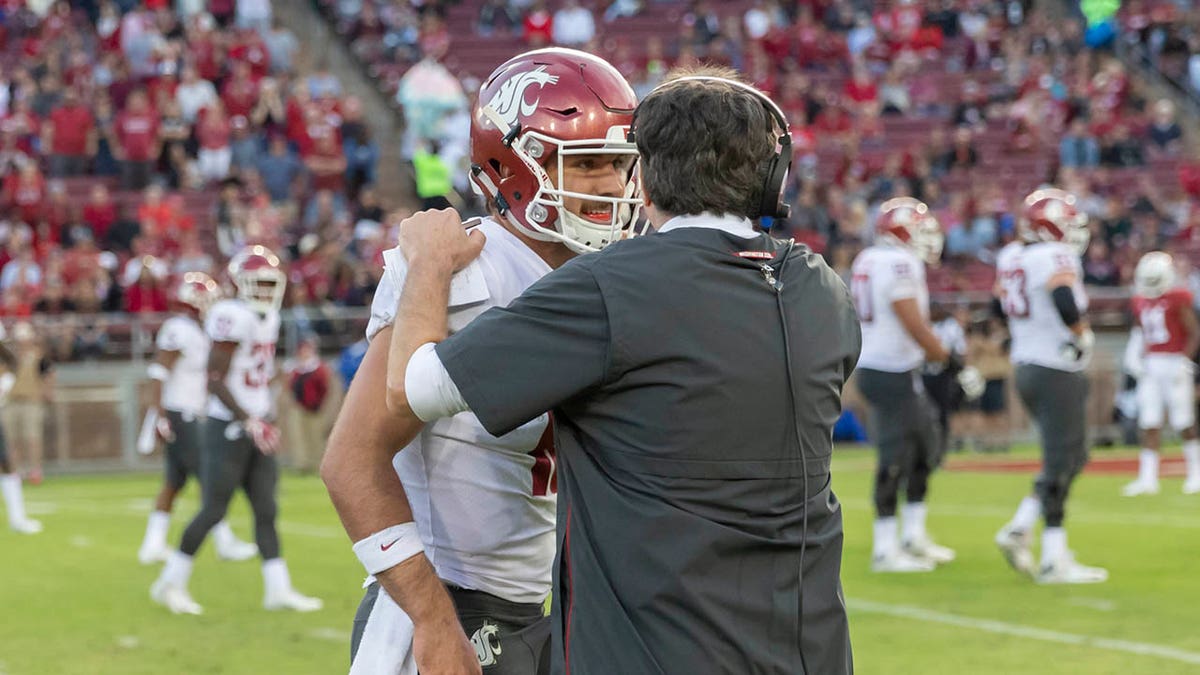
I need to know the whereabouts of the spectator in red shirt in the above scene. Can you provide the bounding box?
[124,257,168,313]
[196,100,233,184]
[114,89,160,190]
[43,88,96,177]
[843,67,878,105]
[1,99,40,156]
[82,183,117,243]
[305,134,347,193]
[524,1,553,47]
[3,161,45,225]
[221,61,259,123]
[228,26,271,79]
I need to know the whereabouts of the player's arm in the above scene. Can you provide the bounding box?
[1048,270,1088,336]
[1181,304,1200,360]
[384,209,485,418]
[147,349,181,413]
[207,341,249,421]
[321,327,464,641]
[893,297,950,363]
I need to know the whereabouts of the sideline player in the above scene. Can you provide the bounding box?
[0,323,37,534]
[321,48,641,674]
[851,198,980,572]
[137,272,258,563]
[1123,251,1200,496]
[151,246,322,614]
[994,188,1107,584]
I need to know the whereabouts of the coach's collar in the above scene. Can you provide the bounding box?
[657,213,758,240]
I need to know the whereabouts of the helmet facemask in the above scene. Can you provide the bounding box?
[237,268,286,315]
[508,126,641,254]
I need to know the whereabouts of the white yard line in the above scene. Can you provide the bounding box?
[848,599,1200,666]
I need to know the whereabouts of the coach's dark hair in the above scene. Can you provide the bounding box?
[633,67,779,221]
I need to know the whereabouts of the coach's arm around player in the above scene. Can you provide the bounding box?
[321,281,484,675]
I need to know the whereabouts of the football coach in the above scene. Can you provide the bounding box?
[385,67,860,674]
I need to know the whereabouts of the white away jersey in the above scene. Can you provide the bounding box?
[851,244,928,372]
[156,315,210,415]
[367,217,556,605]
[205,299,279,420]
[997,241,1088,372]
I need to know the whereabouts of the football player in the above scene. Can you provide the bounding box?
[321,48,640,675]
[851,198,977,572]
[151,246,322,614]
[994,188,1107,584]
[0,323,36,534]
[1123,251,1200,496]
[137,272,257,564]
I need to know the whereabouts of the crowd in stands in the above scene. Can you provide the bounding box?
[0,1,395,361]
[327,0,1200,300]
[5,0,1200,362]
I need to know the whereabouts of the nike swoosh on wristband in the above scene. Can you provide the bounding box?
[380,539,400,552]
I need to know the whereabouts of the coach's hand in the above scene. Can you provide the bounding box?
[399,208,487,273]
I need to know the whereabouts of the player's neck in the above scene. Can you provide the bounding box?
[497,216,576,269]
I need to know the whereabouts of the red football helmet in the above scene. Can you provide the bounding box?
[469,48,640,253]
[1020,188,1089,254]
[228,245,286,314]
[172,271,222,317]
[876,197,943,264]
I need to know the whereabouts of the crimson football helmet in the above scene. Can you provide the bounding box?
[469,48,640,253]
[228,245,286,314]
[876,197,943,264]
[172,271,222,317]
[1020,188,1089,254]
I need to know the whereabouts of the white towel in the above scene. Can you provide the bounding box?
[349,583,418,675]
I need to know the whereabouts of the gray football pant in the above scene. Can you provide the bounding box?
[857,367,944,518]
[1015,364,1089,528]
[179,419,280,559]
[351,582,550,674]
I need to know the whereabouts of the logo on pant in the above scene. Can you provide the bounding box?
[470,620,502,667]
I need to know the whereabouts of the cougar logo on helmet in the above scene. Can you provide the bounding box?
[487,66,560,128]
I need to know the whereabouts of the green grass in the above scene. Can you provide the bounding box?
[2,446,1198,674]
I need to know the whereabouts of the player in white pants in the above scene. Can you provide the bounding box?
[1124,252,1200,496]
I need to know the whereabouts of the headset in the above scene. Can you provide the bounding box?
[628,76,795,221]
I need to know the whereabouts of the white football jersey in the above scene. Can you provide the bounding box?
[205,299,279,421]
[366,217,556,605]
[851,244,928,372]
[997,241,1088,372]
[156,315,209,416]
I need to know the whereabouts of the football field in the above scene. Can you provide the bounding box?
[2,445,1198,675]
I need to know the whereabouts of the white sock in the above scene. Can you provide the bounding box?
[262,558,291,595]
[1041,527,1067,567]
[1,473,27,524]
[901,502,928,542]
[213,520,239,550]
[873,517,898,558]
[1011,496,1041,532]
[141,511,171,551]
[1183,440,1200,481]
[160,550,195,588]
[1138,449,1159,483]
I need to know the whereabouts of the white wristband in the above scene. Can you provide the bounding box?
[352,523,425,576]
[147,363,170,382]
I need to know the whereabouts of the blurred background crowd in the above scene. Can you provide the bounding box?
[0,0,1196,366]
